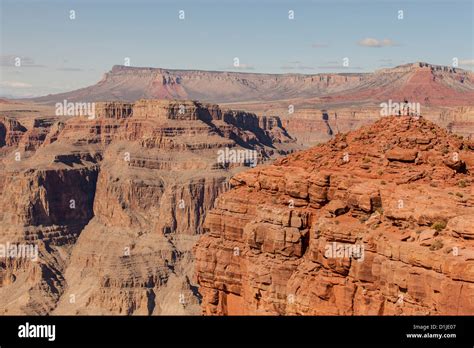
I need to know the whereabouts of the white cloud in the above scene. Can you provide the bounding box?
[0,80,33,88]
[358,38,396,47]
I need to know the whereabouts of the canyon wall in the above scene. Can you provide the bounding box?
[195,116,474,315]
[0,99,296,315]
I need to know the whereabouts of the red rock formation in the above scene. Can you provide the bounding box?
[30,63,474,107]
[195,116,474,315]
[0,99,297,315]
[0,116,27,148]
[27,63,474,149]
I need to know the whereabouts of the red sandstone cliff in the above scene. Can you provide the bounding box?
[195,116,474,315]
[0,100,296,315]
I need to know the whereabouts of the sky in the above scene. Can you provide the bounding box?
[0,0,473,97]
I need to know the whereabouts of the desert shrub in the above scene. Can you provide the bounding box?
[429,240,444,251]
[431,221,447,232]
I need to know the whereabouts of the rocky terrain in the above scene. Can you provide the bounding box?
[29,62,474,146]
[0,99,296,315]
[1,61,473,317]
[195,116,474,315]
[31,63,474,106]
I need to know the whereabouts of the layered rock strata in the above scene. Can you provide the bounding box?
[195,116,474,315]
[0,99,296,315]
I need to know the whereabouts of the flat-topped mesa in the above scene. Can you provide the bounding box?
[92,99,288,131]
[94,99,223,121]
[94,102,133,119]
[376,62,467,75]
[30,62,473,106]
[132,99,222,121]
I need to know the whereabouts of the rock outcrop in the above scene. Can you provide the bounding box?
[30,63,474,107]
[195,116,474,315]
[26,62,474,149]
[0,99,297,315]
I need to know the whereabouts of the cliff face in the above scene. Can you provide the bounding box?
[30,63,474,107]
[0,116,27,147]
[26,62,474,149]
[0,99,297,315]
[195,116,474,315]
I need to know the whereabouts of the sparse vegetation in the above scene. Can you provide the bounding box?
[458,180,467,188]
[377,169,384,176]
[363,157,371,163]
[381,180,386,185]
[455,192,463,198]
[429,239,444,251]
[431,221,447,232]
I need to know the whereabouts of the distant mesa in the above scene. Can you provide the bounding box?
[27,62,474,108]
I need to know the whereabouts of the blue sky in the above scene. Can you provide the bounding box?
[1,0,472,97]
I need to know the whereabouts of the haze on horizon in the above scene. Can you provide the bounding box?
[0,0,473,97]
